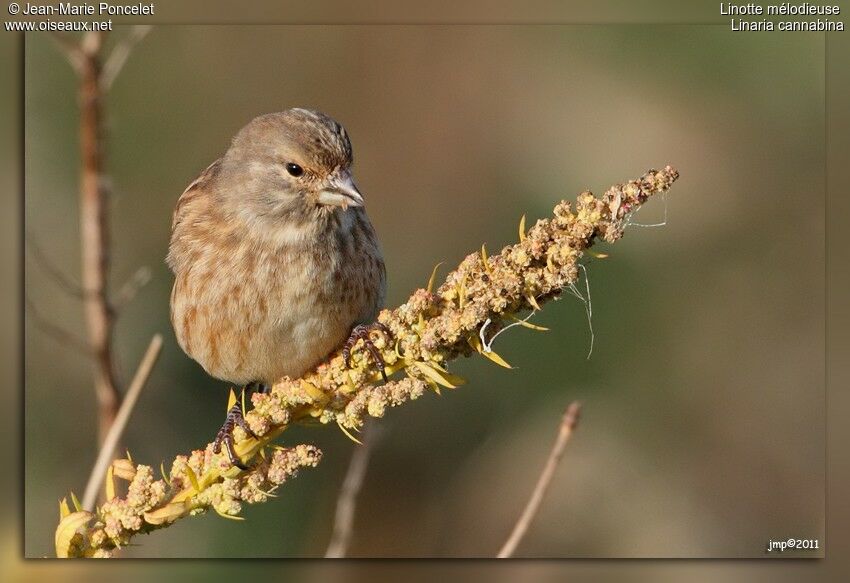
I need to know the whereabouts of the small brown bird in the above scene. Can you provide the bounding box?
[167,109,388,466]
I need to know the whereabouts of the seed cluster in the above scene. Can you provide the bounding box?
[56,166,678,558]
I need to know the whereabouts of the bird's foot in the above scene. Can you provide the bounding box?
[343,322,392,382]
[212,396,258,470]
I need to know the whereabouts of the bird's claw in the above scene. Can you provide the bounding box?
[343,322,392,382]
[212,400,257,470]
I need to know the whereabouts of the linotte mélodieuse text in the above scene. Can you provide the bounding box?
[721,2,844,30]
[21,3,154,15]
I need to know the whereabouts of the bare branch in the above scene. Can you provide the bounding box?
[325,423,382,558]
[497,401,582,558]
[100,26,152,92]
[82,335,163,511]
[27,234,152,312]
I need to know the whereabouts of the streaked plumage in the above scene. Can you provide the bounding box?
[167,109,386,386]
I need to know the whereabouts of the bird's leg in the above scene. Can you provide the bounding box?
[343,322,392,382]
[212,385,258,470]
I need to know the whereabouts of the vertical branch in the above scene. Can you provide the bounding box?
[76,31,121,445]
[49,28,152,446]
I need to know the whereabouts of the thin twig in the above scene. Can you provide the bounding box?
[325,422,382,558]
[82,335,163,511]
[28,235,151,308]
[25,232,89,299]
[25,296,91,357]
[113,266,152,309]
[497,401,583,558]
[48,32,85,75]
[100,26,152,92]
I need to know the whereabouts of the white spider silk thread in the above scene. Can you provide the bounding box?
[479,311,540,354]
[479,194,667,361]
[626,193,669,228]
[566,263,594,359]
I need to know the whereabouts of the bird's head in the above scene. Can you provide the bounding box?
[219,109,365,225]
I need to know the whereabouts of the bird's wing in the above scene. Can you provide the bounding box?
[171,158,222,231]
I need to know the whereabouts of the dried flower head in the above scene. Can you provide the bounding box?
[55,166,679,558]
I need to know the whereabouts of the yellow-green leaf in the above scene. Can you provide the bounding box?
[526,294,541,311]
[412,361,465,388]
[214,507,246,521]
[481,348,512,368]
[519,214,527,242]
[481,244,493,276]
[506,313,549,331]
[105,465,116,501]
[468,334,484,354]
[337,419,363,444]
[300,380,327,404]
[587,249,609,259]
[185,465,200,493]
[427,261,443,294]
[59,497,71,520]
[160,461,170,485]
[55,511,93,558]
[226,388,237,412]
[428,360,454,373]
[70,491,82,512]
[144,501,189,525]
[469,333,513,368]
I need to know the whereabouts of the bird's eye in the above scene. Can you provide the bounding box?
[285,163,304,177]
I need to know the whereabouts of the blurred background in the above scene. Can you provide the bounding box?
[23,26,824,558]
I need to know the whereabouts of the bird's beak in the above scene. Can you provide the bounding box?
[317,171,364,209]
